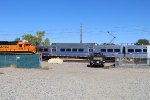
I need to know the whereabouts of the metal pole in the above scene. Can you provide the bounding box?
[80,24,83,43]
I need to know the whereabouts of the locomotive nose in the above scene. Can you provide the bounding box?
[30,46,36,53]
[33,46,36,53]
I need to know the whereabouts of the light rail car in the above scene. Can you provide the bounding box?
[125,45,149,58]
[36,43,150,61]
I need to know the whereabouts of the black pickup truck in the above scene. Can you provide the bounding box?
[88,52,105,67]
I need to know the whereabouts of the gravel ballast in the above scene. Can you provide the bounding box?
[0,62,150,100]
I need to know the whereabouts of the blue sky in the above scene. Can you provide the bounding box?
[0,0,150,44]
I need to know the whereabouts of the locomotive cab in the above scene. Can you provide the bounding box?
[17,41,36,53]
[18,41,30,48]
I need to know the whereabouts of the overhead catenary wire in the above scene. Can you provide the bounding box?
[107,31,116,43]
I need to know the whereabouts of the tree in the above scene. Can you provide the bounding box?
[42,38,50,46]
[22,34,38,45]
[136,39,149,45]
[36,31,45,45]
[15,38,20,41]
[15,31,50,46]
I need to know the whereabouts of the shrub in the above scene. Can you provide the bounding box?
[10,64,17,69]
[0,72,4,74]
[42,65,50,70]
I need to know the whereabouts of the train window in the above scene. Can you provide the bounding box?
[128,49,134,52]
[60,48,65,52]
[135,49,141,52]
[52,48,56,52]
[78,49,84,52]
[101,49,106,52]
[107,49,113,52]
[26,44,30,46]
[72,48,77,52]
[143,49,147,52]
[44,48,48,52]
[39,48,44,51]
[66,48,71,52]
[114,49,120,52]
[89,48,93,52]
[19,44,22,47]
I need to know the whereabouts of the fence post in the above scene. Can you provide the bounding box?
[4,55,6,66]
[148,58,150,66]
[115,53,118,67]
[16,54,17,68]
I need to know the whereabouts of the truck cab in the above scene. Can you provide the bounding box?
[88,52,105,67]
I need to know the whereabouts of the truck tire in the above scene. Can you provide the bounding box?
[100,64,104,67]
[90,63,93,67]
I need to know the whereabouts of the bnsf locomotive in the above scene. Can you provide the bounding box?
[0,40,36,54]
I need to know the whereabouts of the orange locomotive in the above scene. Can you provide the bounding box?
[0,40,36,54]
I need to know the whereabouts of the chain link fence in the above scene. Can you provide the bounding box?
[0,54,41,68]
[115,54,150,67]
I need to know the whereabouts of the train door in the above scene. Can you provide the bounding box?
[88,47,94,54]
[122,46,126,57]
[51,47,57,56]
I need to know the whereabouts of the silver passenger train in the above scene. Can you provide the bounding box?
[37,43,150,59]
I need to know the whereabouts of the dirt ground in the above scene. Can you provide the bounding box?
[0,62,150,100]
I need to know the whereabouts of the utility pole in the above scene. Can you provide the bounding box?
[80,24,83,43]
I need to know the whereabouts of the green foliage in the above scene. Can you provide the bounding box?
[22,34,37,45]
[136,39,149,45]
[42,65,50,70]
[15,38,20,41]
[36,31,45,45]
[42,38,50,46]
[15,31,50,46]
